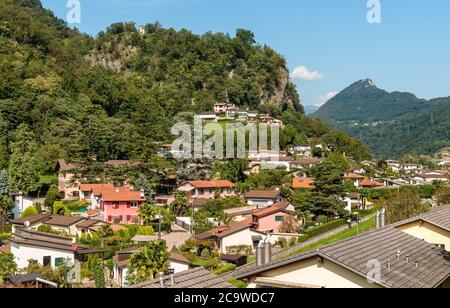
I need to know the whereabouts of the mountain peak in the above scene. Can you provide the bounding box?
[352,79,377,89]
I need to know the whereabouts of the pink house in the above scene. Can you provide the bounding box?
[99,187,146,224]
[177,180,236,200]
[252,206,297,233]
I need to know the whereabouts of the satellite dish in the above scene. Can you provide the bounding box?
[24,221,30,227]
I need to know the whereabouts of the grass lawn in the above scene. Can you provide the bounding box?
[285,217,376,258]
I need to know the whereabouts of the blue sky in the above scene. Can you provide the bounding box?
[42,0,450,107]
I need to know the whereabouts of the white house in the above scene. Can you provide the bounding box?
[112,247,192,287]
[10,194,35,219]
[9,228,103,269]
[244,190,282,209]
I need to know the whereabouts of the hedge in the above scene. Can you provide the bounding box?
[298,219,347,243]
[213,263,237,276]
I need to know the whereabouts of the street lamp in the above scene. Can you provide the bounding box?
[352,212,360,236]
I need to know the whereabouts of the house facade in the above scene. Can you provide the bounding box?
[244,190,282,209]
[177,180,236,200]
[101,187,146,224]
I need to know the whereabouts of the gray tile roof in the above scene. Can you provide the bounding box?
[130,267,233,289]
[234,207,450,288]
[418,205,450,231]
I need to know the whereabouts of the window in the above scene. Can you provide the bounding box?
[43,256,51,266]
[275,216,284,222]
[130,202,138,208]
[112,203,119,209]
[55,257,64,267]
[72,191,80,198]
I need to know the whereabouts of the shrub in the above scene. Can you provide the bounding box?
[213,263,236,276]
[37,225,53,233]
[21,206,38,217]
[298,219,347,242]
[52,201,69,216]
[200,248,211,259]
[228,278,246,288]
[137,225,154,236]
[44,186,61,210]
[34,203,42,213]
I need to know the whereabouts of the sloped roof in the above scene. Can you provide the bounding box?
[44,215,85,227]
[244,190,280,199]
[184,180,236,189]
[292,178,315,189]
[129,267,233,289]
[196,220,255,241]
[10,213,52,226]
[360,179,384,187]
[235,221,450,288]
[79,184,115,195]
[101,187,146,202]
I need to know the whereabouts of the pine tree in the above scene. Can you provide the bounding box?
[8,124,40,194]
[0,169,10,196]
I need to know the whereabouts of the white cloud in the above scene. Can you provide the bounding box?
[291,65,324,81]
[315,91,338,107]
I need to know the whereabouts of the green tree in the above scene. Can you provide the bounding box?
[171,191,189,216]
[0,196,13,232]
[8,124,40,194]
[385,188,429,224]
[0,253,17,278]
[138,204,159,225]
[94,263,106,288]
[52,201,69,216]
[133,174,154,204]
[215,159,247,183]
[45,186,61,210]
[0,169,10,196]
[126,241,170,285]
[435,186,450,206]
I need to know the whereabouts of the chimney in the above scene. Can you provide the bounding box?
[397,250,401,259]
[71,237,78,251]
[256,241,264,267]
[376,211,381,229]
[387,259,391,270]
[405,255,410,263]
[263,234,272,265]
[159,272,165,288]
[380,208,386,228]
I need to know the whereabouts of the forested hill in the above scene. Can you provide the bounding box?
[313,79,450,158]
[0,0,371,175]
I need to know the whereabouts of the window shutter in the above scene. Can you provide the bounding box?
[127,203,131,208]
[108,215,112,222]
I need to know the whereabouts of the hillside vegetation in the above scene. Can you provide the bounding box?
[0,0,370,176]
[313,79,450,158]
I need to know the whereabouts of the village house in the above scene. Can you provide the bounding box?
[8,228,104,269]
[233,206,450,288]
[196,220,267,254]
[289,144,312,157]
[10,194,36,219]
[10,213,110,236]
[400,163,422,173]
[289,157,322,171]
[412,173,449,184]
[359,178,384,189]
[0,273,58,289]
[348,166,366,175]
[244,190,282,209]
[101,187,146,224]
[213,102,237,114]
[343,173,366,188]
[56,159,80,200]
[292,178,315,190]
[177,180,236,200]
[112,246,192,287]
[251,205,298,233]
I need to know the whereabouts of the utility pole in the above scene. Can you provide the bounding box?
[158,208,162,240]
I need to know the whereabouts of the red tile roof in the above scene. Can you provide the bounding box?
[252,206,287,219]
[343,173,365,180]
[292,178,315,189]
[185,180,236,188]
[360,179,384,187]
[101,187,146,202]
[79,184,115,195]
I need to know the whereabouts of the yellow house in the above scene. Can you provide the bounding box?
[234,207,450,288]
[394,205,450,252]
